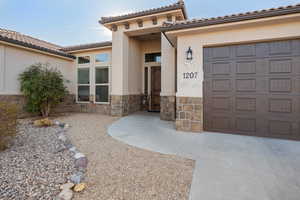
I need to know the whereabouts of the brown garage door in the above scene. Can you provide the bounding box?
[203,39,300,140]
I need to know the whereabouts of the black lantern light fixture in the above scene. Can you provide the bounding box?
[186,46,193,61]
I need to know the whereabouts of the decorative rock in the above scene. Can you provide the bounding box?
[60,182,74,190]
[75,157,88,169]
[57,189,73,200]
[74,152,85,159]
[54,145,67,154]
[69,147,77,152]
[33,118,53,127]
[69,171,84,184]
[73,183,86,192]
[59,123,66,128]
[64,141,73,149]
[64,124,70,129]
[58,134,67,142]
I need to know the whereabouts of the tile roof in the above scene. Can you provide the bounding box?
[162,3,300,32]
[99,0,187,24]
[62,41,112,52]
[0,28,75,59]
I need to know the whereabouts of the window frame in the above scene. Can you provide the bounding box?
[77,66,90,103]
[94,66,110,104]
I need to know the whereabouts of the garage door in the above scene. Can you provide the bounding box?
[203,39,300,140]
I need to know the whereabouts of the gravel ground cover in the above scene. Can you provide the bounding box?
[58,113,195,200]
[0,119,76,200]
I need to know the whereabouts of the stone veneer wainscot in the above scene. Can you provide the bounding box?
[160,96,176,121]
[111,95,142,117]
[176,97,203,132]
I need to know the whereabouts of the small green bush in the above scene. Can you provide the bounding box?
[0,102,17,151]
[19,63,68,117]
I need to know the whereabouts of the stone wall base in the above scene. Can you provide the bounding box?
[111,95,142,117]
[0,94,111,118]
[176,97,203,132]
[160,96,176,121]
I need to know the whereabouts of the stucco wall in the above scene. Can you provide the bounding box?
[161,33,175,96]
[112,22,162,96]
[0,44,75,95]
[128,38,142,95]
[175,14,300,98]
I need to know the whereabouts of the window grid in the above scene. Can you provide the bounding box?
[95,66,110,104]
[77,67,90,103]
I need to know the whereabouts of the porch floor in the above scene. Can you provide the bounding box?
[108,112,300,200]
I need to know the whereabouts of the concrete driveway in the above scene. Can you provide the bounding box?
[108,112,300,200]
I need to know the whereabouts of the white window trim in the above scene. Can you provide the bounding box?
[77,66,91,104]
[94,66,110,104]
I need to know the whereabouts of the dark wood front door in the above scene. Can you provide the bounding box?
[150,67,161,112]
[203,39,300,140]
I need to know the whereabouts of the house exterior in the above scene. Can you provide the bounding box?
[0,1,300,140]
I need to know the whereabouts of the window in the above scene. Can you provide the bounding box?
[78,56,90,64]
[145,53,161,63]
[77,68,90,102]
[144,67,148,94]
[95,53,109,63]
[95,67,109,103]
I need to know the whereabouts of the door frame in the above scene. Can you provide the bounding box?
[143,64,161,111]
[150,66,161,112]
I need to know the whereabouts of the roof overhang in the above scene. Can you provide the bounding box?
[163,12,300,47]
[0,36,75,60]
[62,41,112,53]
[99,1,187,28]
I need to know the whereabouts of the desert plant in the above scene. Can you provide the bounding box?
[0,102,17,151]
[19,63,68,117]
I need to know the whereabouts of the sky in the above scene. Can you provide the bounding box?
[0,0,299,47]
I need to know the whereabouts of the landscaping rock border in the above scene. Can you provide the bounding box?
[54,121,88,200]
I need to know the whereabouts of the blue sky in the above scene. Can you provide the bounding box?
[1,0,299,47]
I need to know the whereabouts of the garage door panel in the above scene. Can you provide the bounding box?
[212,79,232,91]
[211,115,232,131]
[268,120,294,136]
[236,44,256,58]
[235,117,256,133]
[236,61,256,74]
[204,39,300,140]
[235,97,257,112]
[269,40,293,56]
[212,96,231,111]
[269,59,293,74]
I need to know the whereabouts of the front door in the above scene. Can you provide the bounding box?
[150,66,161,112]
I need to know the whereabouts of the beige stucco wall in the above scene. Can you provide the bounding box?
[111,20,162,96]
[111,29,129,95]
[0,44,75,95]
[174,14,300,98]
[161,33,175,96]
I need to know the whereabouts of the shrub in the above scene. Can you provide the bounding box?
[0,102,17,151]
[19,63,68,117]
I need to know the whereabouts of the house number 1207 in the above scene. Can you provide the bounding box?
[183,72,198,79]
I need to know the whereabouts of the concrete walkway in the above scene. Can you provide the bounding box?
[108,112,300,200]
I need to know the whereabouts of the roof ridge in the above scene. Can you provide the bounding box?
[0,27,75,59]
[100,0,186,24]
[0,28,62,49]
[162,3,300,30]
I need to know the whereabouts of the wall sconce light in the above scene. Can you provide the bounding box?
[186,46,193,61]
